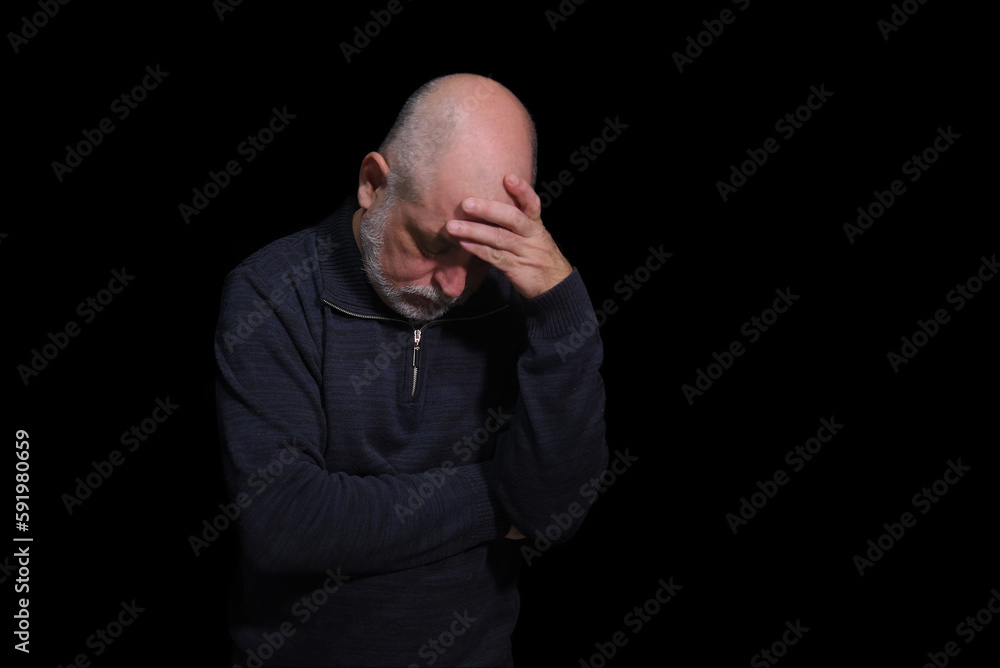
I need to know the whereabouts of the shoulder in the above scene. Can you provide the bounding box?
[223,200,355,303]
[231,225,326,286]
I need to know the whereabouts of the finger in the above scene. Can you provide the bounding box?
[446,218,520,257]
[458,197,530,237]
[503,173,542,220]
[450,235,510,270]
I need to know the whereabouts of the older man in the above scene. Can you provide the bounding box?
[215,73,608,667]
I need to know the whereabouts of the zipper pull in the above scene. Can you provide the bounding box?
[411,329,421,396]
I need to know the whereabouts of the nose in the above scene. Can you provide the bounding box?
[433,262,468,300]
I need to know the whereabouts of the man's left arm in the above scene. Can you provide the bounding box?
[446,173,610,544]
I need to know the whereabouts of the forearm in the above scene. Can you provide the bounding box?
[491,269,609,541]
[220,409,507,575]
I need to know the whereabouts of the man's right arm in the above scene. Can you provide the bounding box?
[215,265,509,577]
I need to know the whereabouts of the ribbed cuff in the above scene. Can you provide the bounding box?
[522,269,598,339]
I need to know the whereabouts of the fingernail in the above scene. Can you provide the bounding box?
[507,174,519,185]
[463,198,476,210]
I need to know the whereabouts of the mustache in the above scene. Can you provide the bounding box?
[395,282,457,305]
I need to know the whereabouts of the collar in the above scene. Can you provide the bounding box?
[317,196,516,322]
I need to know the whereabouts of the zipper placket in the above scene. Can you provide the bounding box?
[404,306,510,396]
[323,299,509,397]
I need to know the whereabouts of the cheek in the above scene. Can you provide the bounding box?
[380,239,433,283]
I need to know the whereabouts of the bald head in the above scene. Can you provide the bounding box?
[378,74,537,204]
[352,75,539,319]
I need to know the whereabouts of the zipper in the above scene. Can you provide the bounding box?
[411,329,421,396]
[322,300,409,326]
[323,299,509,397]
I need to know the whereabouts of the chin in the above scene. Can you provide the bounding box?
[386,284,469,321]
[389,298,449,321]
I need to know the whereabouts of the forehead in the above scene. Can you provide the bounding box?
[401,104,533,229]
[401,164,518,235]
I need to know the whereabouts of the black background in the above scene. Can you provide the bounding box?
[6,0,996,666]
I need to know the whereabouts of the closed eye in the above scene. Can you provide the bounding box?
[419,244,450,259]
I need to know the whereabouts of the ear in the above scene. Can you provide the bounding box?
[357,152,390,210]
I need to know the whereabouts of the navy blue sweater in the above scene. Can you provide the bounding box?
[215,197,608,667]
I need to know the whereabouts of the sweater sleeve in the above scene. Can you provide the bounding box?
[215,265,509,577]
[490,268,610,544]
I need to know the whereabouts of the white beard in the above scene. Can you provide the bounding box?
[358,193,467,322]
